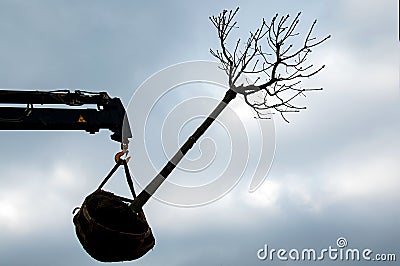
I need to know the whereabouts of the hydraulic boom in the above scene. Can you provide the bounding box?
[0,90,132,146]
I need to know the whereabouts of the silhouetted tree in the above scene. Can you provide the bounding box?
[131,7,330,212]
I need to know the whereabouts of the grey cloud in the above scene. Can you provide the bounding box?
[0,1,398,266]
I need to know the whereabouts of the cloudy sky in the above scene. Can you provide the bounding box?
[0,1,398,265]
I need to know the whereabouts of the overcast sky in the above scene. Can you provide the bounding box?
[0,1,399,265]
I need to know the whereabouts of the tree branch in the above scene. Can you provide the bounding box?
[210,8,330,121]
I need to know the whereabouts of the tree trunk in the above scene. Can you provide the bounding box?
[130,89,237,212]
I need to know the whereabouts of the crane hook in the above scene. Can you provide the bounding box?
[115,150,131,164]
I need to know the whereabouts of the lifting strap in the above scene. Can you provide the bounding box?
[97,159,137,200]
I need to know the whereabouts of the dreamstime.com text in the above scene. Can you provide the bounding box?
[257,237,396,262]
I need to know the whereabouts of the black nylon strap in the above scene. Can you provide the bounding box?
[97,159,137,201]
[123,160,136,198]
[98,161,121,190]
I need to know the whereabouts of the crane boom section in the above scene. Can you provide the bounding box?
[0,90,132,144]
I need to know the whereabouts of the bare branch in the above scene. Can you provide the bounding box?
[210,8,330,121]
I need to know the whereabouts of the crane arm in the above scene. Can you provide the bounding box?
[0,90,132,146]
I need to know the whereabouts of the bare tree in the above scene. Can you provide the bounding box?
[210,7,331,122]
[130,8,330,212]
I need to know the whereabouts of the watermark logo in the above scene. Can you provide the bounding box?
[336,237,348,249]
[257,237,397,262]
[123,61,275,207]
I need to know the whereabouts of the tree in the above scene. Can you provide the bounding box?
[130,7,330,212]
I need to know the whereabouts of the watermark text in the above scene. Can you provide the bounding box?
[257,237,396,262]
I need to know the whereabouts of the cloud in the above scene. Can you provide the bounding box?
[0,1,398,265]
[342,0,398,21]
[320,130,399,203]
[0,161,87,235]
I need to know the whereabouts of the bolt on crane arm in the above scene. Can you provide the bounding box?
[0,90,132,146]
